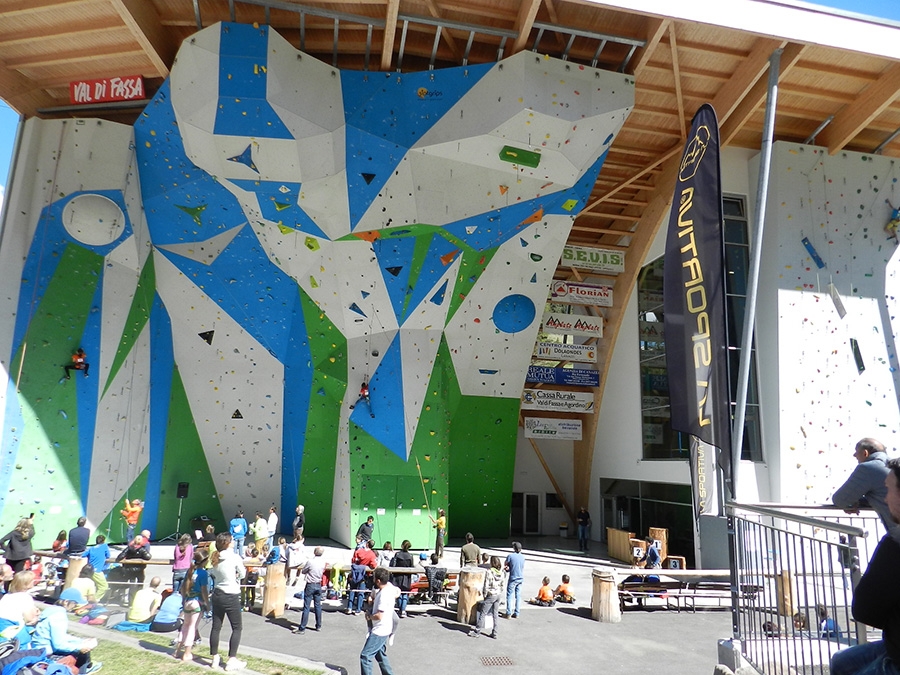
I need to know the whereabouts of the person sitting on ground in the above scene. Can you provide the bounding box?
[554,574,575,603]
[86,534,111,601]
[0,570,41,641]
[32,587,101,674]
[792,611,808,633]
[424,553,447,603]
[817,603,841,638]
[0,564,14,592]
[150,589,184,634]
[127,575,162,623]
[528,576,556,607]
[70,565,97,604]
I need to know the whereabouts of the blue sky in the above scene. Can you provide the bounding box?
[0,102,18,201]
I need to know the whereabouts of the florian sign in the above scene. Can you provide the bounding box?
[560,245,625,273]
[534,342,597,363]
[542,312,603,338]
[521,389,595,413]
[550,280,613,307]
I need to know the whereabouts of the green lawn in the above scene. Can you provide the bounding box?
[92,632,321,675]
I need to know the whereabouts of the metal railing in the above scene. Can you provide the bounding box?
[727,503,886,675]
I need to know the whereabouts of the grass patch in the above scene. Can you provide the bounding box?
[92,632,321,675]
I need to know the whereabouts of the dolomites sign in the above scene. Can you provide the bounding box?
[543,312,603,338]
[521,389,595,413]
[534,342,597,362]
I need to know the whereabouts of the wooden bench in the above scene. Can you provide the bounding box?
[618,578,685,611]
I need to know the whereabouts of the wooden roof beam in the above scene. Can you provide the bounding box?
[0,58,57,115]
[511,0,542,54]
[720,42,807,146]
[380,0,400,70]
[668,24,686,138]
[109,0,174,78]
[818,61,900,155]
[710,37,784,127]
[631,17,669,78]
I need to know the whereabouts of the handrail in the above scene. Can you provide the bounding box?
[726,501,868,538]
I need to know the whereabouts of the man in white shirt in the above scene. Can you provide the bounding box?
[360,567,399,675]
[267,506,279,552]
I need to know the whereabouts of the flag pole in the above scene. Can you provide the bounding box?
[731,48,782,501]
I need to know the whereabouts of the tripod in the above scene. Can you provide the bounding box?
[159,497,185,542]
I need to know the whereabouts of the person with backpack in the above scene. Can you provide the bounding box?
[347,540,377,615]
[174,549,209,663]
[389,540,415,618]
[469,556,503,638]
[229,511,248,558]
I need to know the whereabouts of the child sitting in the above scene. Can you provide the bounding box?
[554,574,575,603]
[528,576,555,607]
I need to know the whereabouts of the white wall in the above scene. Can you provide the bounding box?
[512,430,576,535]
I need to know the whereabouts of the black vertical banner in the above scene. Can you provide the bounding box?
[663,104,733,517]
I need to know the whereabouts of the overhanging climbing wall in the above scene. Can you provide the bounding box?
[0,22,633,546]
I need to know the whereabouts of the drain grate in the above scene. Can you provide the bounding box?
[481,656,514,667]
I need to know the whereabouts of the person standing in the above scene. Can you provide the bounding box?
[829,456,900,675]
[356,515,375,543]
[86,534,112,601]
[389,540,415,618]
[360,567,399,675]
[293,546,326,634]
[0,517,35,574]
[172,533,193,593]
[503,542,525,619]
[174,549,210,664]
[266,506,279,552]
[460,532,481,567]
[229,511,248,558]
[120,498,143,542]
[576,506,592,552]
[208,533,246,672]
[252,512,268,553]
[469,556,503,639]
[66,517,90,556]
[293,505,305,538]
[429,508,446,558]
[832,437,896,534]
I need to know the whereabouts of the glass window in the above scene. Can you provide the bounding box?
[638,195,763,462]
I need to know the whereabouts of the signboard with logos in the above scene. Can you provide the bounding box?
[543,312,603,338]
[534,342,597,363]
[560,245,625,273]
[550,280,613,308]
[524,417,583,440]
[521,388,595,413]
[69,75,145,105]
[526,365,599,387]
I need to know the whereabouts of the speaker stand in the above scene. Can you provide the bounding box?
[159,497,186,542]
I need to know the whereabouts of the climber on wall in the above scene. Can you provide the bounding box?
[63,347,89,379]
[349,380,375,418]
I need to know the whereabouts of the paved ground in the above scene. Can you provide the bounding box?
[68,535,734,675]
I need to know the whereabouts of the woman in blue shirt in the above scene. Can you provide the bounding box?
[174,549,209,663]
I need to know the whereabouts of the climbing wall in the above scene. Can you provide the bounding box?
[0,22,633,545]
[762,142,900,503]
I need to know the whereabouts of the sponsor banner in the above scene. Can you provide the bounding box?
[534,342,597,363]
[561,245,625,273]
[643,423,664,444]
[526,365,600,387]
[639,321,664,341]
[524,417,583,441]
[550,280,613,308]
[521,389,595,413]
[638,290,664,311]
[662,102,732,517]
[70,75,145,104]
[642,395,670,410]
[543,312,603,338]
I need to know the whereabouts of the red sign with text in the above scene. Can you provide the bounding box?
[69,75,145,105]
